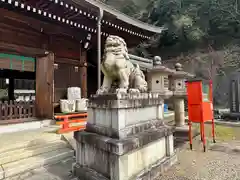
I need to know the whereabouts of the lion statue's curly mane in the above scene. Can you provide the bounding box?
[97,35,148,95]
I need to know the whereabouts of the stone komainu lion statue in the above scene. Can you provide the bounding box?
[97,35,148,95]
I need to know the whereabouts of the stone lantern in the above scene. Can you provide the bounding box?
[147,56,174,98]
[169,63,185,92]
[169,63,194,128]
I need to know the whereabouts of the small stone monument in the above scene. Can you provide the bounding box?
[228,72,240,119]
[73,36,177,180]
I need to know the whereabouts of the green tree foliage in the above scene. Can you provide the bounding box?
[105,0,240,57]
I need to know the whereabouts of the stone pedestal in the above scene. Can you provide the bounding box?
[172,95,199,146]
[73,93,177,180]
[174,98,185,127]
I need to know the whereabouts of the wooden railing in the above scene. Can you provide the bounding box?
[0,100,35,120]
[54,112,87,134]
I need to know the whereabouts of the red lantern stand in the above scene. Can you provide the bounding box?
[186,79,216,152]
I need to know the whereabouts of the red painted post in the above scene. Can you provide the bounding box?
[62,116,70,129]
[188,121,193,150]
[201,122,206,152]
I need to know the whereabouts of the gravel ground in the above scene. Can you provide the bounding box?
[158,140,240,180]
[158,123,240,180]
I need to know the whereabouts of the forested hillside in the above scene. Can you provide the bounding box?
[105,0,240,58]
[104,0,240,107]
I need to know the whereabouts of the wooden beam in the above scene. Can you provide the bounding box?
[0,8,87,42]
[0,42,48,57]
[55,57,81,65]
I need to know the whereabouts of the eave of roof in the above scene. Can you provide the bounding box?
[170,71,195,78]
[148,66,176,74]
[76,0,165,34]
[129,54,153,70]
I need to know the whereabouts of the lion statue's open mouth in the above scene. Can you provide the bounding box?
[96,35,148,95]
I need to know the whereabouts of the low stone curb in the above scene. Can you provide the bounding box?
[205,120,240,127]
[185,117,240,127]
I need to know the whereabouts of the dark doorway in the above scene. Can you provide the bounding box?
[0,69,35,101]
[87,49,98,96]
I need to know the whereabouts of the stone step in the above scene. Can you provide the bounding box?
[4,158,76,180]
[0,119,55,134]
[0,148,74,179]
[0,140,68,165]
[61,132,76,151]
[0,129,61,154]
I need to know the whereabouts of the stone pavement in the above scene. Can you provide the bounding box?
[158,140,240,180]
[5,158,77,180]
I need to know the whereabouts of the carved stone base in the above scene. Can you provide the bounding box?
[73,152,177,180]
[73,93,177,180]
[74,127,176,180]
[87,93,164,139]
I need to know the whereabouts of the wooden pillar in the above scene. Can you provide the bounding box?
[35,53,54,119]
[80,49,87,98]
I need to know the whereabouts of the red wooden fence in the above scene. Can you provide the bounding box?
[0,100,35,120]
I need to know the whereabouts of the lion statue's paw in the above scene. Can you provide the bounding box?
[116,88,128,95]
[139,87,148,93]
[135,84,148,93]
[128,88,140,94]
[96,87,109,95]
